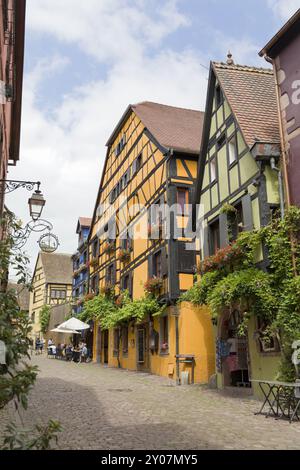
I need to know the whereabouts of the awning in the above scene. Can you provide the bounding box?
[50,327,81,334]
[55,317,90,331]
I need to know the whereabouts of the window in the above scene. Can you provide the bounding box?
[153,251,162,278]
[33,292,38,304]
[31,312,35,323]
[136,153,142,172]
[92,239,98,258]
[91,276,97,294]
[216,84,223,107]
[122,327,128,354]
[50,290,66,300]
[177,188,189,215]
[209,220,220,255]
[160,316,169,353]
[106,263,115,285]
[123,274,129,291]
[256,317,280,353]
[217,134,226,149]
[210,157,217,183]
[228,136,237,165]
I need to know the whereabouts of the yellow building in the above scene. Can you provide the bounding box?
[29,252,73,341]
[194,56,282,394]
[89,101,215,384]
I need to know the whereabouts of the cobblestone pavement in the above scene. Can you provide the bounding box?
[1,355,300,450]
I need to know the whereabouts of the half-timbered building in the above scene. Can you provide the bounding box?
[89,101,215,383]
[29,252,73,341]
[195,55,282,394]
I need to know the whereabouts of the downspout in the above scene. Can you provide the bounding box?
[270,157,285,220]
[166,148,180,385]
[264,55,291,208]
[264,54,297,274]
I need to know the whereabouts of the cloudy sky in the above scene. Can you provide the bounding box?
[6,0,300,274]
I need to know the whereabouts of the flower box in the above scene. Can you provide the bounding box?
[90,258,98,269]
[118,249,131,264]
[199,243,243,275]
[144,277,163,295]
[103,241,115,255]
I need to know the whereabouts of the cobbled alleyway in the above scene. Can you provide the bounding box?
[1,355,300,450]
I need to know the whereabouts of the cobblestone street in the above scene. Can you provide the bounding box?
[1,355,300,450]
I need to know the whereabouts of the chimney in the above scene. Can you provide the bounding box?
[226,51,234,66]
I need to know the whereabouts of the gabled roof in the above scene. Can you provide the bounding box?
[213,62,280,149]
[8,282,30,311]
[259,8,300,58]
[38,252,73,284]
[76,217,92,234]
[106,101,204,154]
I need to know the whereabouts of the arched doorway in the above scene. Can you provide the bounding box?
[217,310,251,388]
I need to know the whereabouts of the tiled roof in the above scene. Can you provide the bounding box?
[40,252,73,284]
[7,282,30,311]
[78,217,92,228]
[132,101,204,154]
[213,62,280,148]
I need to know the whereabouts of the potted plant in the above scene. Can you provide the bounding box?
[144,277,163,295]
[161,342,169,351]
[90,257,98,269]
[100,284,114,297]
[118,249,131,264]
[103,241,115,254]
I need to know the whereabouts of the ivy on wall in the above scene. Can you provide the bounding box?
[181,206,300,381]
[39,305,51,334]
[78,290,164,330]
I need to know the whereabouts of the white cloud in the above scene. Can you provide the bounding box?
[267,0,300,20]
[7,0,208,274]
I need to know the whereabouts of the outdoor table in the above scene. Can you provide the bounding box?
[251,379,300,423]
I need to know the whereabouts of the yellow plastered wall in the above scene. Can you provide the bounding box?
[93,303,216,384]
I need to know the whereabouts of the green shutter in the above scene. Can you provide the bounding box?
[219,213,229,248]
[242,194,253,231]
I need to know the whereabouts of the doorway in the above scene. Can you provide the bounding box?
[102,330,109,364]
[136,325,149,371]
[219,310,251,388]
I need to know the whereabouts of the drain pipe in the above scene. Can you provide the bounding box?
[270,157,285,220]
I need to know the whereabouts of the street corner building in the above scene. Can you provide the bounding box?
[88,101,216,384]
[29,252,73,341]
[0,0,26,223]
[195,55,282,395]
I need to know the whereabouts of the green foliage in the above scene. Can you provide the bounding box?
[182,206,300,381]
[39,305,51,334]
[207,268,277,321]
[0,213,60,450]
[0,214,38,412]
[1,420,62,450]
[79,291,163,329]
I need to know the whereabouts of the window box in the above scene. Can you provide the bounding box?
[103,241,115,255]
[144,277,163,295]
[90,258,98,269]
[118,249,131,264]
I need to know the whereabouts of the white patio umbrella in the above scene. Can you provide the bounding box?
[56,317,90,331]
[50,327,81,334]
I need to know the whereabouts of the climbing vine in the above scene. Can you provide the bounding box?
[39,305,51,334]
[79,290,163,330]
[181,206,300,381]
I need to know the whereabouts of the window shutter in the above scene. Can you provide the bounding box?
[129,271,133,298]
[202,225,210,259]
[242,194,253,231]
[148,255,153,279]
[219,213,229,248]
[132,158,137,176]
[177,241,195,273]
[161,246,168,277]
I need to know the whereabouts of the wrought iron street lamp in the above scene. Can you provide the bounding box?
[28,184,46,221]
